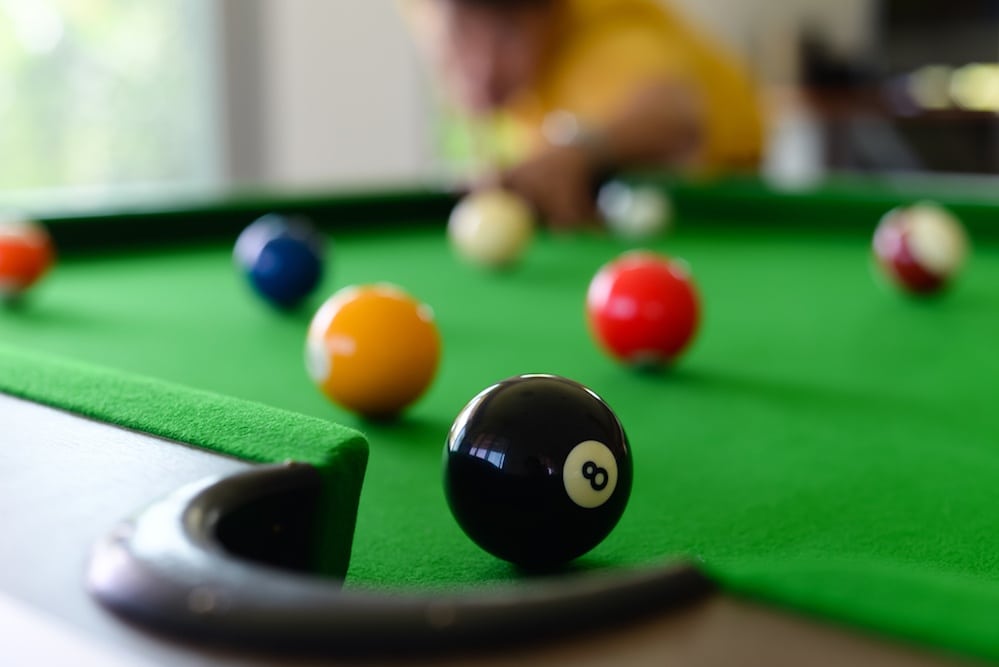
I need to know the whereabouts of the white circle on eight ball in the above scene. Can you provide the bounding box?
[562,440,619,509]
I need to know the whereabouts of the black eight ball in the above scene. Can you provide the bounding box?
[444,374,633,568]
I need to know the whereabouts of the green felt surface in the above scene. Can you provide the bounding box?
[3,208,999,659]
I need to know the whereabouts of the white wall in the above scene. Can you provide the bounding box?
[255,1,432,188]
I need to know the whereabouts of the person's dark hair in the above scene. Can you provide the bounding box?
[449,0,554,7]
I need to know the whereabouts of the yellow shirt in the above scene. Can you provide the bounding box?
[405,0,763,173]
[508,0,763,170]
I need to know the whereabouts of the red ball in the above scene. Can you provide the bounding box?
[0,219,53,299]
[873,203,969,296]
[586,251,700,367]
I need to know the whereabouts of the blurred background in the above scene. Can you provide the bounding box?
[1,0,997,207]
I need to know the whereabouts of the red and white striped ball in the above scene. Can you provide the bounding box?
[0,218,54,299]
[873,203,969,296]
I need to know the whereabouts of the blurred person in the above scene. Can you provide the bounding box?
[403,0,763,226]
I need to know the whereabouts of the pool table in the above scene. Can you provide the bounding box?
[2,175,998,665]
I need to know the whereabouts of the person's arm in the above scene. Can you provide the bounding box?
[501,78,704,228]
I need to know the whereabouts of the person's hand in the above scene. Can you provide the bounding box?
[498,145,599,229]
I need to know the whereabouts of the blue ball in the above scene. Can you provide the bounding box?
[234,215,326,309]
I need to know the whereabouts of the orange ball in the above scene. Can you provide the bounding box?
[0,218,53,298]
[306,285,441,419]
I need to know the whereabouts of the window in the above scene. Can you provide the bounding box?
[0,0,219,201]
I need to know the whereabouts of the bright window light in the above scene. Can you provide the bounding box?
[0,0,220,203]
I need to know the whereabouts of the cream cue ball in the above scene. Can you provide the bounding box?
[448,189,536,268]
